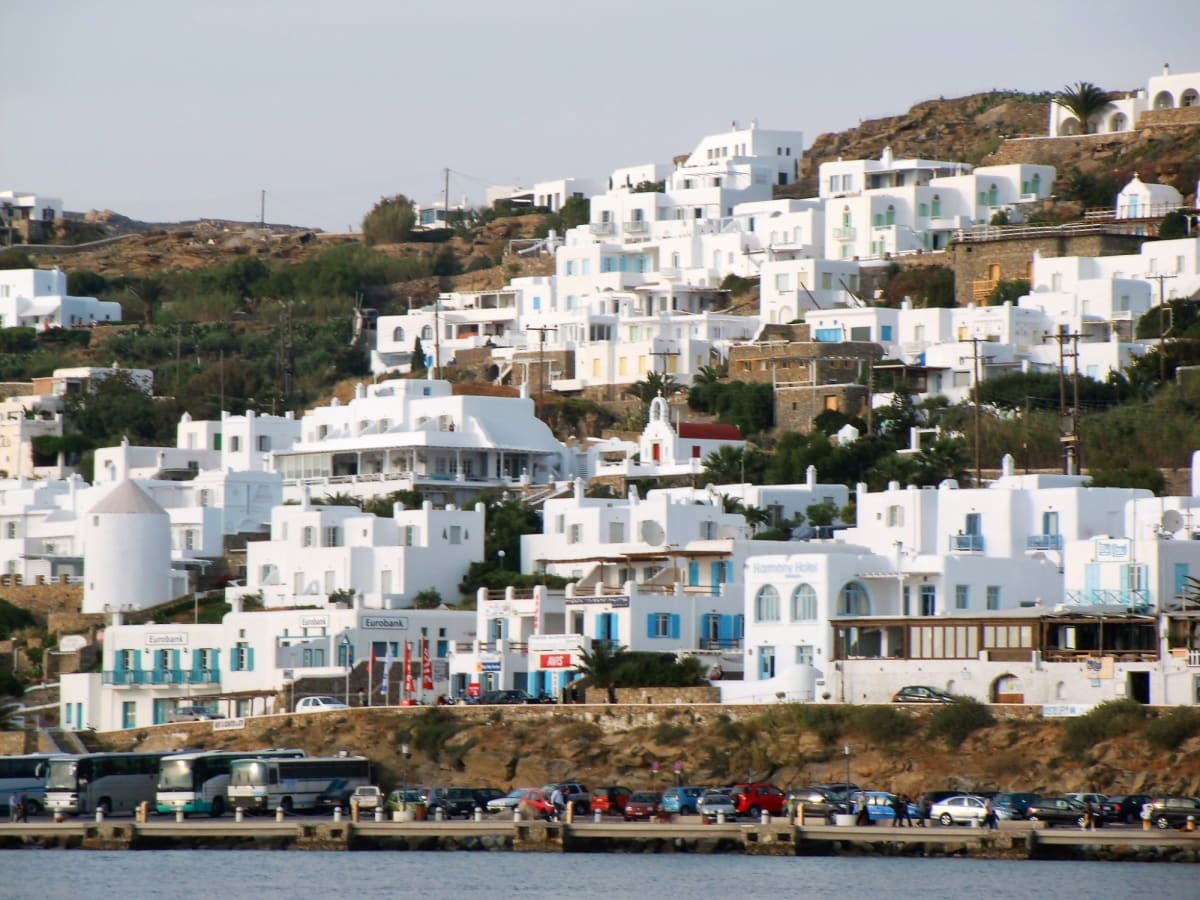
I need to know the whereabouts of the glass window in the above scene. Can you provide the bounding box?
[838,581,870,616]
[955,585,970,610]
[986,586,1000,611]
[790,584,817,621]
[754,585,780,622]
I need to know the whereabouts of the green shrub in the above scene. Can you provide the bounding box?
[1145,706,1200,751]
[653,722,689,744]
[410,707,467,761]
[1060,698,1147,758]
[927,698,994,747]
[0,599,35,639]
[791,705,847,745]
[846,705,915,745]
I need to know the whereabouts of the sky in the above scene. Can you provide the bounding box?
[4,0,1200,234]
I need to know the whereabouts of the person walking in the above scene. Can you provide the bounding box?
[606,682,617,704]
[890,793,906,827]
[918,793,931,827]
[983,796,998,830]
[549,785,566,822]
[8,793,18,823]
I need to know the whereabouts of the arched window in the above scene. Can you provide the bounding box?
[838,581,870,616]
[930,195,941,218]
[987,184,998,207]
[754,585,780,622]
[1182,89,1199,108]
[885,204,895,226]
[1154,90,1174,110]
[392,326,405,342]
[842,206,851,227]
[421,325,433,340]
[1109,113,1127,132]
[791,584,817,621]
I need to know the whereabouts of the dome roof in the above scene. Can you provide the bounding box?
[88,480,167,516]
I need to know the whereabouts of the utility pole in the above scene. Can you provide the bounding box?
[443,168,450,222]
[433,300,442,380]
[527,325,557,410]
[1047,328,1082,475]
[649,347,680,375]
[260,190,266,227]
[963,337,993,486]
[1145,273,1177,383]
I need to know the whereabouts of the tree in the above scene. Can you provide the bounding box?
[1159,210,1189,240]
[1055,81,1111,135]
[623,371,684,405]
[362,194,416,245]
[576,639,627,686]
[703,446,746,485]
[411,336,427,373]
[412,589,443,609]
[987,279,1030,306]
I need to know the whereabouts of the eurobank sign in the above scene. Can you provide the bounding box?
[359,616,410,630]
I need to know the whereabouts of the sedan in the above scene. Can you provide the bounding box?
[624,791,663,821]
[350,785,382,810]
[892,685,954,703]
[1147,796,1200,830]
[697,790,737,822]
[992,792,1039,820]
[1026,796,1096,828]
[487,788,533,814]
[1102,794,1153,825]
[931,794,989,826]
[661,786,706,815]
[848,791,921,822]
[295,695,349,712]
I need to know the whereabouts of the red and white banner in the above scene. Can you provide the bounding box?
[421,639,434,690]
[539,653,572,669]
[403,641,415,696]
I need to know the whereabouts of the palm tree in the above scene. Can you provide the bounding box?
[623,371,683,405]
[1055,82,1111,135]
[577,639,627,686]
[692,363,727,386]
[741,504,773,535]
[703,446,746,485]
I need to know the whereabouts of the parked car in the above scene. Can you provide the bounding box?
[848,791,921,822]
[166,705,224,722]
[316,779,357,810]
[931,794,990,826]
[661,786,706,815]
[1102,794,1153,825]
[543,782,590,813]
[386,788,427,812]
[518,788,556,819]
[892,685,954,703]
[1147,796,1200,830]
[295,695,349,712]
[1026,796,1096,828]
[818,782,862,803]
[424,787,480,818]
[1064,791,1110,817]
[479,690,541,705]
[729,783,788,817]
[590,785,633,815]
[786,786,850,823]
[469,787,504,811]
[349,785,382,811]
[992,792,1039,820]
[624,791,663,821]
[486,788,532,814]
[697,789,737,821]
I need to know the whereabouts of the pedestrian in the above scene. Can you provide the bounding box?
[983,796,998,830]
[900,793,915,827]
[891,793,906,827]
[8,793,18,823]
[16,792,27,823]
[918,793,931,827]
[855,795,871,826]
[1084,798,1097,831]
[358,688,367,707]
[549,785,565,822]
[606,682,617,704]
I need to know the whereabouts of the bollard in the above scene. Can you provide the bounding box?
[971,817,979,828]
[716,810,725,825]
[513,809,520,822]
[566,800,574,824]
[761,810,770,826]
[1187,816,1196,832]
[176,809,184,823]
[333,806,343,823]
[276,806,284,822]
[235,807,244,823]
[95,809,104,823]
[375,806,385,822]
[54,811,64,824]
[351,800,359,824]
[435,807,444,822]
[593,809,602,824]
[474,807,483,822]
[795,802,804,826]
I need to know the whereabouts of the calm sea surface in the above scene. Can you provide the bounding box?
[2,850,1195,899]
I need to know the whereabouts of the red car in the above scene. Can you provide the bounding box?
[623,791,663,821]
[730,783,787,817]
[519,789,555,819]
[591,786,632,815]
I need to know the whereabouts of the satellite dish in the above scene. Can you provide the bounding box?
[1162,509,1183,533]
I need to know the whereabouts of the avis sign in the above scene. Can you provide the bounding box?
[539,653,573,669]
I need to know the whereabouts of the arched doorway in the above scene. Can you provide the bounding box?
[1059,117,1081,136]
[992,674,1024,704]
[1109,112,1127,132]
[1182,89,1199,107]
[1154,90,1174,110]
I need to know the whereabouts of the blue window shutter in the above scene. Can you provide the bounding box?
[134,650,143,671]
[1174,564,1189,599]
[688,561,699,586]
[192,649,202,672]
[247,647,255,671]
[114,652,125,673]
[718,615,732,642]
[669,615,680,640]
[646,613,656,638]
[594,616,604,640]
[171,649,180,671]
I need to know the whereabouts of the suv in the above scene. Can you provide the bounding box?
[350,785,382,810]
[786,786,849,823]
[166,705,224,722]
[1147,796,1200,830]
[730,783,787,817]
[295,695,349,712]
[425,787,479,818]
[544,782,590,813]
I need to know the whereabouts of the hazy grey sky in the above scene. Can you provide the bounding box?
[4,0,1198,233]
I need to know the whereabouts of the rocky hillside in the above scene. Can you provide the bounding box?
[99,701,1200,801]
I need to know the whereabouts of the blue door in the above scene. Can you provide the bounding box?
[710,562,726,597]
[758,647,776,680]
[688,561,700,587]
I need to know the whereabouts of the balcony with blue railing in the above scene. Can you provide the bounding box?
[103,668,220,686]
[1026,533,1064,551]
[948,533,984,552]
[1063,588,1151,611]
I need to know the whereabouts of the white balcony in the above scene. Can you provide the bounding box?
[833,227,857,241]
[589,221,615,236]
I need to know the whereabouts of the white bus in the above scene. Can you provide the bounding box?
[0,753,56,816]
[227,755,371,813]
[155,748,305,817]
[44,751,169,816]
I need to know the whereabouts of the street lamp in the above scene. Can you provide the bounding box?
[400,741,411,814]
[843,744,852,791]
[674,761,683,787]
[341,630,353,705]
[497,549,506,571]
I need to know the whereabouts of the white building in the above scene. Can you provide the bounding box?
[1049,64,1200,136]
[1114,173,1184,220]
[0,191,62,237]
[0,268,121,329]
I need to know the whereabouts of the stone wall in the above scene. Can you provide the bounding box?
[948,233,1146,304]
[986,132,1135,167]
[774,384,868,433]
[0,582,83,624]
[729,342,881,386]
[1137,107,1200,128]
[510,349,574,387]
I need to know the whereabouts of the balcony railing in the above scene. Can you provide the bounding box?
[832,226,857,241]
[623,220,649,234]
[698,638,743,651]
[1026,533,1064,551]
[1063,588,1150,610]
[949,534,984,552]
[589,221,615,236]
[1189,649,1200,668]
[103,668,220,686]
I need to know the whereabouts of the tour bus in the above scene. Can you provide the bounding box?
[155,748,306,816]
[44,751,170,816]
[227,754,371,813]
[0,753,56,816]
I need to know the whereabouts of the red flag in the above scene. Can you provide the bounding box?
[403,641,415,696]
[421,639,434,691]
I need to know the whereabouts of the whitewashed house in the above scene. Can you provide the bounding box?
[0,268,121,329]
[1049,64,1200,136]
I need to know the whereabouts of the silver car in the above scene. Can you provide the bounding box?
[487,788,532,814]
[697,790,737,821]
